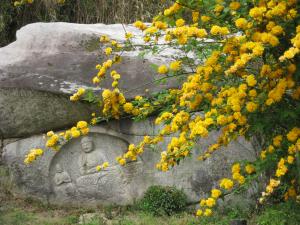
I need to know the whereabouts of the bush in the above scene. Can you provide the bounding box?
[139,185,187,216]
[255,201,300,225]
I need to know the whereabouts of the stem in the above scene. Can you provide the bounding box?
[122,72,191,94]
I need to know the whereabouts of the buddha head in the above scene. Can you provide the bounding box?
[56,164,63,173]
[81,136,94,153]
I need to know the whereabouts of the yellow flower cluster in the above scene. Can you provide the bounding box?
[235,18,248,30]
[231,163,245,184]
[14,0,33,6]
[24,148,43,164]
[158,64,168,74]
[210,25,230,36]
[260,178,280,203]
[46,132,59,148]
[70,88,85,101]
[44,121,89,151]
[100,35,110,43]
[219,178,234,190]
[96,162,109,171]
[102,89,126,119]
[163,2,181,16]
[133,21,147,31]
[116,135,156,166]
[280,25,300,61]
[196,188,223,217]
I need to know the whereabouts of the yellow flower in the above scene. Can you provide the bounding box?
[273,135,283,147]
[123,102,134,113]
[287,128,299,142]
[200,199,206,206]
[112,81,118,88]
[214,4,224,13]
[135,95,143,101]
[117,157,126,166]
[287,155,294,164]
[271,26,284,36]
[169,61,181,71]
[105,47,112,56]
[210,25,229,35]
[192,11,199,23]
[217,115,227,125]
[220,178,234,190]
[133,21,147,30]
[100,35,110,42]
[235,18,248,29]
[35,148,43,156]
[211,189,222,199]
[268,145,275,153]
[246,75,257,87]
[231,163,240,174]
[175,19,185,27]
[245,164,256,174]
[71,129,81,138]
[46,134,59,147]
[249,7,266,19]
[102,162,109,168]
[93,76,100,84]
[158,65,168,74]
[125,32,133,39]
[206,198,216,207]
[77,121,88,129]
[246,102,258,112]
[204,208,212,216]
[229,1,241,10]
[201,16,211,22]
[196,209,203,217]
[47,131,54,137]
[154,21,168,30]
[96,165,101,171]
[81,128,89,135]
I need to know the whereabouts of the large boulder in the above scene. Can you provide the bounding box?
[0,22,176,138]
[2,118,257,207]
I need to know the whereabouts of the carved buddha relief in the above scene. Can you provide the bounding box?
[75,136,128,200]
[49,133,139,204]
[53,164,76,199]
[78,136,108,175]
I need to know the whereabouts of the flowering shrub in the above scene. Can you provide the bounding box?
[23,0,300,219]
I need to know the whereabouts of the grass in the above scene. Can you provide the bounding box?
[0,188,299,225]
[1,171,299,225]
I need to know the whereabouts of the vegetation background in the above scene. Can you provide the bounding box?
[0,0,171,47]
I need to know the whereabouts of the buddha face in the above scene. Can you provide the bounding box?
[56,164,63,173]
[81,137,94,153]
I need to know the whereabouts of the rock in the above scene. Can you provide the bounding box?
[0,22,178,138]
[1,118,257,207]
[0,88,96,138]
[0,22,259,208]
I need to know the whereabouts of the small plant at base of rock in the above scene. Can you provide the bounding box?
[138,185,187,216]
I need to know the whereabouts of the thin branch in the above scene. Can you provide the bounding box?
[122,72,191,94]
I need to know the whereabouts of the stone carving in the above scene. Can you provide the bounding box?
[75,136,127,200]
[53,164,76,199]
[78,136,108,175]
[2,124,258,207]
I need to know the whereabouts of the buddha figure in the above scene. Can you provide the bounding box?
[78,136,108,175]
[53,163,75,198]
[75,136,127,201]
